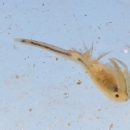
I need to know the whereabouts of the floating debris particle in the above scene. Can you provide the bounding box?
[64,93,69,96]
[109,123,114,129]
[29,108,32,112]
[33,63,36,68]
[15,75,19,79]
[77,80,82,85]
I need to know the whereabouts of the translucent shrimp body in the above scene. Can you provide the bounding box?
[13,38,129,102]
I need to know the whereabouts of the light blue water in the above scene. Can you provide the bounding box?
[1,0,130,130]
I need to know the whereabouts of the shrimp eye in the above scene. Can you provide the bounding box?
[115,94,119,98]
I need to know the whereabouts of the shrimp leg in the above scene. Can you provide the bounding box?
[109,58,126,92]
[110,58,130,99]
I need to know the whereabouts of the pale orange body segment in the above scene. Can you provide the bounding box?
[13,38,129,102]
[84,61,128,102]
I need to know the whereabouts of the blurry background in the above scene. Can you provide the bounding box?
[1,0,130,130]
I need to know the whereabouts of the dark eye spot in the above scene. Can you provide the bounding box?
[115,94,119,98]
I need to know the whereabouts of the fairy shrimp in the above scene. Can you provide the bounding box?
[13,38,130,102]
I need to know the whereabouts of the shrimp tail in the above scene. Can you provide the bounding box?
[13,38,82,61]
